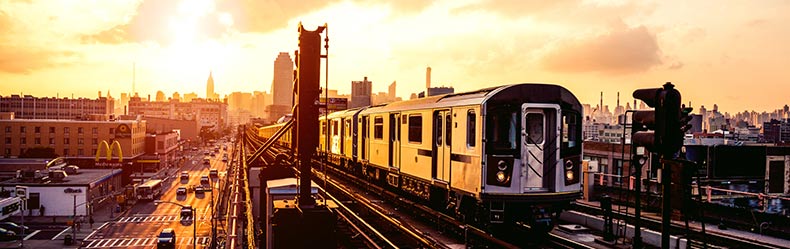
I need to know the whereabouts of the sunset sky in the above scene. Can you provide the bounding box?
[1,0,788,114]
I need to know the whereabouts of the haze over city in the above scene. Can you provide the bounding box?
[1,0,789,113]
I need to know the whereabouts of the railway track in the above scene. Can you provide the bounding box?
[312,154,596,249]
[244,127,600,248]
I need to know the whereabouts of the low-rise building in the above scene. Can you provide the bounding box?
[0,167,122,217]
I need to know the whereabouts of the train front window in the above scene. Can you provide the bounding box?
[561,111,581,156]
[487,109,518,150]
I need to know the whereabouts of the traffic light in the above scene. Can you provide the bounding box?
[631,87,664,152]
[632,82,684,157]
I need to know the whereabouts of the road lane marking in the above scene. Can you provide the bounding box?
[85,221,109,240]
[51,227,70,240]
[23,229,40,240]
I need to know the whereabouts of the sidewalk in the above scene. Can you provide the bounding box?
[0,196,131,248]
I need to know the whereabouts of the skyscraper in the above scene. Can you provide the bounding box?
[351,77,372,108]
[388,81,397,100]
[271,52,294,107]
[267,52,294,122]
[206,71,217,100]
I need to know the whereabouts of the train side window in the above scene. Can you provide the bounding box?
[434,113,442,145]
[345,119,351,138]
[374,116,384,140]
[333,120,339,136]
[467,110,476,147]
[445,114,451,146]
[408,115,422,143]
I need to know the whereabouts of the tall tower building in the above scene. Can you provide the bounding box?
[388,81,397,100]
[426,66,431,89]
[206,71,215,100]
[267,52,294,122]
[351,77,372,108]
[271,52,294,107]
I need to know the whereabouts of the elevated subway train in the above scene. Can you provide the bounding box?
[259,83,583,229]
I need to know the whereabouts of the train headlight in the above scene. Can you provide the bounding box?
[497,160,508,171]
[496,171,507,183]
[565,170,575,181]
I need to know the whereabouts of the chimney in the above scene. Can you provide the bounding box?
[148,94,151,102]
[426,66,431,89]
[599,92,603,112]
[98,91,102,98]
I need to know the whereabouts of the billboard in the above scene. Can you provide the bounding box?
[319,98,348,114]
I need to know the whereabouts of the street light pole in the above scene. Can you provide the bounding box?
[72,195,76,240]
[19,197,25,248]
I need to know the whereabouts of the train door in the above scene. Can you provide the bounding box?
[432,110,451,182]
[361,116,369,160]
[521,104,554,191]
[339,118,345,154]
[389,113,401,169]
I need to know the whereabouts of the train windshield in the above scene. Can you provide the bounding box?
[561,111,582,157]
[487,109,519,151]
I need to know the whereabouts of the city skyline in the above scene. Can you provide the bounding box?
[1,1,789,113]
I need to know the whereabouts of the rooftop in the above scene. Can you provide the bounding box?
[0,168,121,187]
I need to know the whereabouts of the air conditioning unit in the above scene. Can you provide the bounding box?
[48,170,68,182]
[64,165,79,175]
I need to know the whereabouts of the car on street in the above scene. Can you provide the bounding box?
[0,227,16,241]
[176,187,187,196]
[0,221,28,235]
[180,171,189,182]
[209,169,219,179]
[180,205,193,220]
[195,186,205,194]
[157,228,176,249]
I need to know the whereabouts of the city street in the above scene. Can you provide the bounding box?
[82,144,231,248]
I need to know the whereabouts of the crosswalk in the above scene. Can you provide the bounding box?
[84,237,210,248]
[115,215,208,223]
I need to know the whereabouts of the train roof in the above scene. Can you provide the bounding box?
[361,83,581,113]
[324,107,366,119]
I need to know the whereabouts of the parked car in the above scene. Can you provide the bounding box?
[209,169,219,179]
[0,222,28,235]
[157,228,176,249]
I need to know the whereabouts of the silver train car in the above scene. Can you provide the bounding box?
[260,83,583,229]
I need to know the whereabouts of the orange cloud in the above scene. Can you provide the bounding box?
[0,10,13,39]
[81,0,228,45]
[0,46,75,74]
[541,25,663,74]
